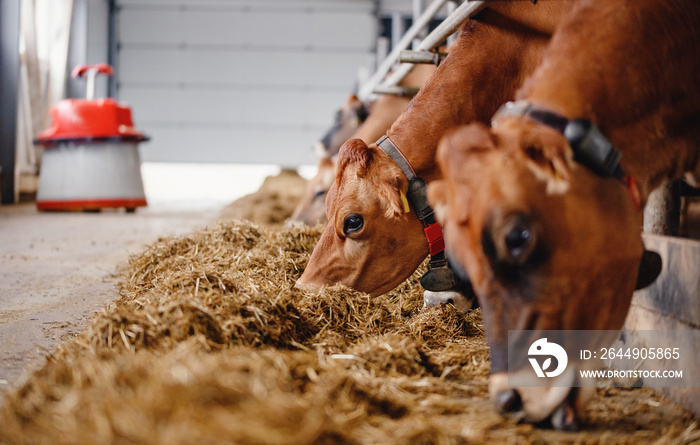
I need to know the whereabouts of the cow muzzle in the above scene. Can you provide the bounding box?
[489,369,595,430]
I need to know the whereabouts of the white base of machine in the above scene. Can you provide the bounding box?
[36,141,147,211]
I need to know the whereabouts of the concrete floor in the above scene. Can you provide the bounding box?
[0,201,222,402]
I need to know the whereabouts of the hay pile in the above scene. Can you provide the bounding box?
[219,169,307,225]
[1,221,697,444]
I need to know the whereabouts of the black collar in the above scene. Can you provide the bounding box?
[492,100,641,210]
[492,100,627,180]
[375,135,457,292]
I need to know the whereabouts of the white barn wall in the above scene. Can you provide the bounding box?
[114,0,378,166]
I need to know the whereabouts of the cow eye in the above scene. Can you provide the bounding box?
[343,214,364,236]
[314,189,326,199]
[505,224,531,254]
[482,211,544,280]
[503,216,535,263]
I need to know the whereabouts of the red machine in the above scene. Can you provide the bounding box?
[35,63,149,212]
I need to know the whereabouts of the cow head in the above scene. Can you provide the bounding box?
[316,95,369,158]
[296,138,428,297]
[288,157,336,227]
[428,120,659,428]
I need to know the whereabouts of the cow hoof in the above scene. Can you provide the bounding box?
[423,290,474,313]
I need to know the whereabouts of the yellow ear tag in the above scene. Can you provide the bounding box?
[554,163,564,181]
[399,191,411,213]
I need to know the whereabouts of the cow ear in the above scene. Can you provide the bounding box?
[345,94,362,108]
[438,123,497,166]
[431,124,496,224]
[377,174,410,219]
[635,249,662,290]
[427,180,450,225]
[520,126,574,195]
[337,138,373,177]
[318,156,334,169]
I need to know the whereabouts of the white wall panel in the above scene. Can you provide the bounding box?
[120,88,343,127]
[117,0,371,11]
[377,0,455,17]
[119,9,375,49]
[138,127,322,166]
[115,0,377,165]
[118,49,369,88]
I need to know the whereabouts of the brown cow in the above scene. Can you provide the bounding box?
[428,0,700,429]
[289,64,436,227]
[296,1,574,296]
[288,157,336,227]
[314,94,368,159]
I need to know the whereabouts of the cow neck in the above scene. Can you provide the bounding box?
[492,100,642,211]
[376,134,456,293]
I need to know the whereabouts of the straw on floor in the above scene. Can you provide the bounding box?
[0,220,696,445]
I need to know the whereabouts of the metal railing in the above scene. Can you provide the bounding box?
[359,0,491,101]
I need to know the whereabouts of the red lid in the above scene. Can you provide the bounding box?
[35,98,148,145]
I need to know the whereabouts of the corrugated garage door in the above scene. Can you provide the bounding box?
[114,0,376,166]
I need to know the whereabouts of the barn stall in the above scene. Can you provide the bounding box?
[0,0,699,443]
